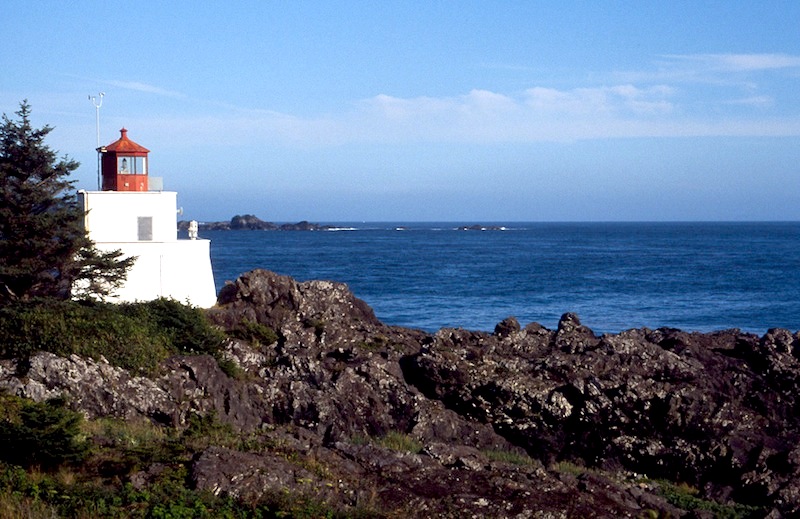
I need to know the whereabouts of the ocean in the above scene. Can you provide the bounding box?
[203,222,800,335]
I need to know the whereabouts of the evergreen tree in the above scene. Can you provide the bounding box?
[0,100,133,303]
[0,395,89,469]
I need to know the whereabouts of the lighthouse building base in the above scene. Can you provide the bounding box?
[92,239,216,307]
[78,190,217,308]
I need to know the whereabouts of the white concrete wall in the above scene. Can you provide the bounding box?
[93,240,218,308]
[79,191,178,242]
[78,190,217,308]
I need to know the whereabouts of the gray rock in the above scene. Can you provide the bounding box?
[3,268,797,516]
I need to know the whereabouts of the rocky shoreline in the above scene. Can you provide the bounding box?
[2,269,799,517]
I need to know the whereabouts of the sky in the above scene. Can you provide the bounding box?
[2,1,799,222]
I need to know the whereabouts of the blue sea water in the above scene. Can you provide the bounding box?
[202,222,800,335]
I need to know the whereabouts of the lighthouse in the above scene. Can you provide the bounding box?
[78,128,217,308]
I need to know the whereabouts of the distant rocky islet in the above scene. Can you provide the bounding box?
[178,215,508,232]
[178,214,332,232]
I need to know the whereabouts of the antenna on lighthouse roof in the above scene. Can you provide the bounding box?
[89,92,105,190]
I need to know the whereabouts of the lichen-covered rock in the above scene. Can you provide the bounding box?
[3,269,800,516]
[191,446,339,503]
[0,350,269,428]
[403,314,800,516]
[0,352,173,421]
[209,269,382,347]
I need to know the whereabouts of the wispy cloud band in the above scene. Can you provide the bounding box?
[87,53,800,147]
[101,79,186,99]
[663,53,800,72]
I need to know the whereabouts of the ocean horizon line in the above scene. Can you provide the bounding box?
[198,219,800,224]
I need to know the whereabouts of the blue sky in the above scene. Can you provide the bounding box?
[2,1,799,222]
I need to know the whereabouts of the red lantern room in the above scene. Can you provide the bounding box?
[101,128,150,191]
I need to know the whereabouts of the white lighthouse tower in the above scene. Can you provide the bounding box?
[78,128,217,308]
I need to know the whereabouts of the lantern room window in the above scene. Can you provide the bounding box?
[118,156,146,175]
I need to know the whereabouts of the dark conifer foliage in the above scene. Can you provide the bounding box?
[0,395,89,469]
[0,101,132,303]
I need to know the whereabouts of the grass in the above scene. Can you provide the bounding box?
[552,460,589,476]
[0,490,59,519]
[482,448,534,466]
[374,431,423,454]
[350,434,370,446]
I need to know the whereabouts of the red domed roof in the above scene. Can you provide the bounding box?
[105,128,150,153]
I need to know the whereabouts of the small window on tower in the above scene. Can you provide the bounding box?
[135,156,146,174]
[119,157,130,174]
[118,156,146,175]
[137,216,153,241]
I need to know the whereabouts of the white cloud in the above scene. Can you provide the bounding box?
[365,93,454,121]
[283,85,788,144]
[615,53,800,86]
[238,83,794,144]
[101,80,186,99]
[725,95,774,107]
[103,66,799,149]
[459,89,518,114]
[524,84,674,115]
[664,53,800,72]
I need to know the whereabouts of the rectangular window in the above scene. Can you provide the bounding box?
[118,157,130,174]
[137,216,153,241]
[118,156,147,175]
[136,156,146,174]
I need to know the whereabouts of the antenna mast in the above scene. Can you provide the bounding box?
[89,92,105,189]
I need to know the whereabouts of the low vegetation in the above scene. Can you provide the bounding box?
[654,479,761,518]
[552,461,763,519]
[375,431,423,454]
[482,448,534,466]
[228,318,279,347]
[0,298,226,376]
[0,298,358,515]
[0,393,355,518]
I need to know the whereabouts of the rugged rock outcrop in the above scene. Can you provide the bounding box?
[2,269,799,517]
[402,317,800,513]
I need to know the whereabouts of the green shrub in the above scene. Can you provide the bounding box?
[0,394,88,470]
[124,298,225,356]
[0,429,345,519]
[304,318,326,338]
[0,298,225,375]
[229,319,279,346]
[181,412,241,453]
[217,357,246,380]
[656,480,761,518]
